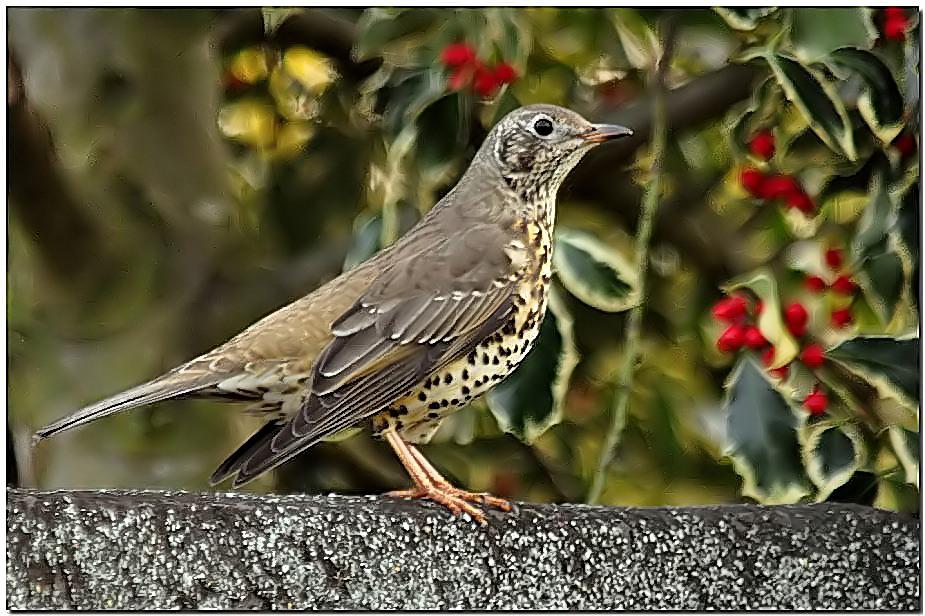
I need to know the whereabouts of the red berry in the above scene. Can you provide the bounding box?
[885,7,907,19]
[493,62,517,84]
[831,307,853,328]
[883,12,909,40]
[473,64,500,97]
[711,295,749,323]
[717,325,746,353]
[804,275,827,293]
[801,343,826,368]
[831,274,857,295]
[786,191,815,213]
[758,174,802,201]
[893,133,917,159]
[749,130,775,160]
[740,167,766,196]
[784,302,809,337]
[440,43,476,67]
[824,248,844,270]
[804,387,828,415]
[743,326,767,349]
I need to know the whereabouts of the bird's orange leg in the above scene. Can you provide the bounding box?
[383,427,512,524]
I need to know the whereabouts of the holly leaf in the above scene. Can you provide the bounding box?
[486,288,578,443]
[861,244,905,324]
[790,9,876,63]
[851,173,909,323]
[852,173,896,259]
[827,336,920,415]
[889,426,919,488]
[714,7,777,31]
[723,270,799,369]
[766,53,857,160]
[802,420,866,502]
[724,357,810,504]
[828,47,904,143]
[553,228,640,313]
[353,8,439,61]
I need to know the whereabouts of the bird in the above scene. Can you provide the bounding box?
[34,104,632,523]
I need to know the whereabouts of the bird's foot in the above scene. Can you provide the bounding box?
[387,485,513,525]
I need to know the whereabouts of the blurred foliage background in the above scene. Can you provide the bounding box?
[7,7,920,512]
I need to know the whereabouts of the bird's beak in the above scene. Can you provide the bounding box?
[581,123,634,143]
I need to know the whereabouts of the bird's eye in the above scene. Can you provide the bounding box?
[532,117,554,137]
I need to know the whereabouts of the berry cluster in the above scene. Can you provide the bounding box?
[803,247,856,329]
[739,130,815,214]
[880,7,911,42]
[439,43,517,98]
[712,294,773,364]
[712,293,831,416]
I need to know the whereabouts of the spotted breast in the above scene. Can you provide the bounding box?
[371,220,553,443]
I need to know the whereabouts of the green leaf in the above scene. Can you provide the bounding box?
[766,53,857,160]
[828,47,904,143]
[724,357,810,504]
[343,213,383,271]
[713,7,777,31]
[859,245,905,324]
[610,9,660,70]
[897,181,920,265]
[889,426,919,487]
[723,270,799,369]
[790,9,876,63]
[353,8,439,61]
[262,8,302,35]
[802,420,866,501]
[553,228,640,313]
[486,288,578,443]
[827,336,920,413]
[851,173,909,323]
[376,67,450,136]
[851,173,897,261]
[897,182,920,311]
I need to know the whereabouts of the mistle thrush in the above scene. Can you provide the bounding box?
[35,104,632,523]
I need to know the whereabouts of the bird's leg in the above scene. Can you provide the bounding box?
[383,427,511,524]
[405,443,513,512]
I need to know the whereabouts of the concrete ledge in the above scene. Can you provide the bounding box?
[5,488,920,609]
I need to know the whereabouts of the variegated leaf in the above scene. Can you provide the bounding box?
[802,420,866,501]
[766,53,857,160]
[724,357,810,504]
[553,228,640,313]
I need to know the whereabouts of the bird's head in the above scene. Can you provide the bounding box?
[485,104,633,199]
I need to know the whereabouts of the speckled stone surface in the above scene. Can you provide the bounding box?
[5,488,920,610]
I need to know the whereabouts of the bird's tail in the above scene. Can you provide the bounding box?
[33,372,221,443]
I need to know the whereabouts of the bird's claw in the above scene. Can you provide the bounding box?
[387,485,513,525]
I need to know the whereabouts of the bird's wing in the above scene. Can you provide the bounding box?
[227,219,525,485]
